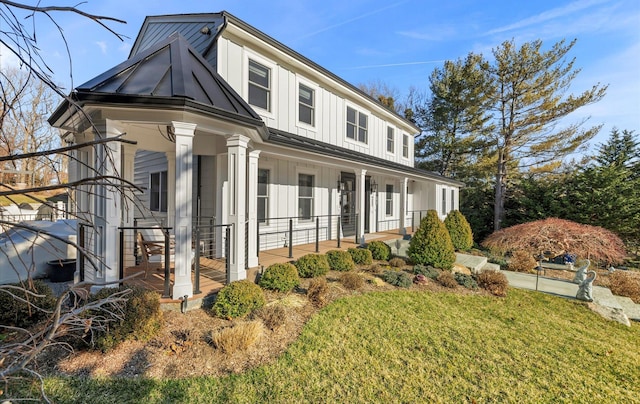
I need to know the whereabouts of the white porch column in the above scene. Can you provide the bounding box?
[92,120,123,292]
[247,150,260,268]
[357,169,367,245]
[171,121,196,299]
[399,177,408,234]
[226,134,250,281]
[121,143,137,268]
[165,151,176,229]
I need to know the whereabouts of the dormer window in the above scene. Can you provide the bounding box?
[346,106,368,144]
[299,83,315,126]
[248,59,271,111]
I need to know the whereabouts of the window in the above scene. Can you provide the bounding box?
[451,189,455,211]
[298,173,314,220]
[299,83,315,126]
[402,134,409,158]
[442,188,447,215]
[150,171,167,212]
[346,106,368,143]
[387,127,394,153]
[386,184,393,216]
[257,169,269,224]
[248,59,270,111]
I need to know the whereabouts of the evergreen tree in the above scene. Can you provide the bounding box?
[408,210,456,269]
[444,210,474,251]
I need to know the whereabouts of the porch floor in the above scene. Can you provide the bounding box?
[124,228,411,307]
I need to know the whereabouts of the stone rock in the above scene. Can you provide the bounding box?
[587,303,631,327]
[451,264,471,275]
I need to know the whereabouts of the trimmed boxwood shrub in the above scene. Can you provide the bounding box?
[212,280,265,319]
[326,250,355,272]
[348,248,373,265]
[413,264,441,280]
[382,270,413,288]
[295,254,330,278]
[90,285,163,351]
[259,262,300,292]
[0,280,57,328]
[367,240,391,261]
[408,210,456,270]
[444,210,474,251]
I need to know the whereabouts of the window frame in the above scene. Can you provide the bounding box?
[402,134,409,158]
[257,168,270,225]
[387,126,395,153]
[248,59,271,112]
[385,184,394,217]
[298,82,315,127]
[442,188,447,216]
[346,105,368,144]
[149,171,168,213]
[297,172,315,222]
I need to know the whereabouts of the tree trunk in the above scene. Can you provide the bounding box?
[494,149,506,230]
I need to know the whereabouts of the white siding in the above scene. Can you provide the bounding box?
[133,150,168,219]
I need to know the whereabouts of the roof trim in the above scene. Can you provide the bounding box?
[266,128,464,187]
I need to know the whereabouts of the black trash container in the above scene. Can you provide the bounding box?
[46,259,76,282]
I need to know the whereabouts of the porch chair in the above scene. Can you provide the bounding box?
[136,231,170,279]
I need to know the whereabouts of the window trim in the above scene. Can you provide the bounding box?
[244,53,277,118]
[345,105,369,144]
[385,184,394,217]
[257,168,270,225]
[402,134,409,158]
[149,170,168,213]
[442,187,447,216]
[297,81,316,128]
[296,170,317,223]
[386,126,395,154]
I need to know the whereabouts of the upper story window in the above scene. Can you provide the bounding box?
[346,106,368,144]
[387,127,394,153]
[402,134,409,158]
[258,169,269,224]
[298,173,314,221]
[248,59,270,111]
[386,184,393,216]
[299,83,315,126]
[150,171,167,212]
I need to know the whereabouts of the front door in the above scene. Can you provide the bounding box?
[340,172,356,237]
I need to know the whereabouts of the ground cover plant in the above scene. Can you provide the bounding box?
[29,289,640,403]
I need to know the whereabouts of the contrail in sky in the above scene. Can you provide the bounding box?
[343,60,445,70]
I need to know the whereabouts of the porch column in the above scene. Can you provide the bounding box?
[247,150,260,268]
[166,151,176,229]
[171,121,196,299]
[357,169,366,245]
[226,134,250,281]
[92,119,123,291]
[121,143,137,268]
[399,177,408,235]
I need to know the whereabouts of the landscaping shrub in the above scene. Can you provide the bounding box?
[295,254,330,278]
[413,264,441,280]
[253,304,287,330]
[454,273,478,290]
[444,210,474,251]
[211,320,264,354]
[326,250,355,272]
[476,270,509,297]
[307,277,329,308]
[212,280,265,319]
[382,270,413,288]
[340,272,364,290]
[437,271,458,288]
[259,262,300,292]
[367,240,391,261]
[348,248,373,265]
[0,280,57,328]
[364,263,387,273]
[389,257,406,268]
[507,250,537,273]
[608,271,640,303]
[408,210,456,269]
[413,274,428,285]
[90,285,163,351]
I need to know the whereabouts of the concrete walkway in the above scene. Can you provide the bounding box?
[499,270,639,325]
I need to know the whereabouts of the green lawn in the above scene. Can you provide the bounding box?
[27,289,640,403]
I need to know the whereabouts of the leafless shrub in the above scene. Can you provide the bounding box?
[507,250,537,273]
[608,271,640,303]
[307,277,329,308]
[211,321,264,354]
[436,271,458,288]
[253,304,287,331]
[340,272,364,290]
[477,271,509,297]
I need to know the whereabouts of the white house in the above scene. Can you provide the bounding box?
[49,12,463,299]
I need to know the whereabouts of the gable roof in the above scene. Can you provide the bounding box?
[49,32,266,134]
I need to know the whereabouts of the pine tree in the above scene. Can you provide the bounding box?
[444,210,474,251]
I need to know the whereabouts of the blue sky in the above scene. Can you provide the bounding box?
[2,0,638,151]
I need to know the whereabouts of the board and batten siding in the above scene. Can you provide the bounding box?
[215,36,415,167]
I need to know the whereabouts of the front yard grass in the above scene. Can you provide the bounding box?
[32,288,640,402]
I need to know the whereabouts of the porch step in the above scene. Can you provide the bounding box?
[455,253,488,274]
